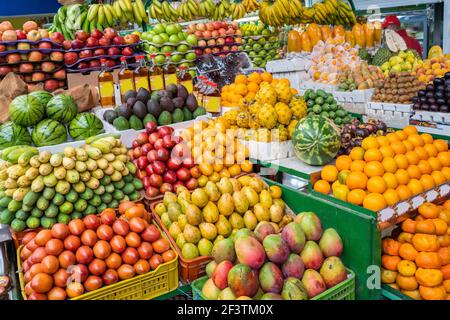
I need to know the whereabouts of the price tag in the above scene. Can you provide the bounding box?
[379,207,395,222]
[411,196,425,209]
[439,183,449,196]
[396,201,410,215]
[426,190,439,202]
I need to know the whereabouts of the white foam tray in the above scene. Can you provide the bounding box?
[239,139,292,162]
[366,102,414,113]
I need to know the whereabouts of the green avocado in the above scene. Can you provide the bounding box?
[129,115,144,130]
[172,108,184,123]
[113,116,130,131]
[193,107,206,118]
[182,107,193,121]
[158,111,172,126]
[143,113,157,126]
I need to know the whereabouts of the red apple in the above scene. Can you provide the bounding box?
[98,37,111,47]
[185,178,198,190]
[23,21,38,33]
[145,121,157,134]
[221,22,228,29]
[2,30,17,41]
[206,23,214,31]
[91,29,104,40]
[64,52,79,65]
[124,34,136,44]
[0,66,12,76]
[176,167,191,182]
[231,45,238,51]
[198,40,207,47]
[216,38,225,45]
[149,132,160,145]
[28,51,42,62]
[211,31,219,38]
[79,49,92,59]
[171,143,188,159]
[27,30,41,41]
[86,37,99,48]
[223,46,230,52]
[231,22,239,30]
[182,157,195,169]
[162,170,177,184]
[204,48,212,54]
[136,132,149,145]
[76,30,89,42]
[213,21,221,30]
[103,28,117,40]
[121,47,134,56]
[38,42,52,50]
[158,126,173,136]
[71,39,84,49]
[225,37,234,44]
[77,62,89,70]
[94,48,105,56]
[172,181,184,193]
[107,47,120,56]
[145,187,159,198]
[187,24,196,34]
[137,156,148,170]
[204,31,212,39]
[149,174,163,188]
[154,138,165,150]
[195,48,203,57]
[145,165,153,176]
[38,29,49,39]
[104,59,116,68]
[19,63,33,73]
[156,148,170,162]
[226,28,235,36]
[160,183,173,194]
[50,32,64,44]
[136,169,147,180]
[194,31,203,39]
[162,135,175,149]
[41,62,56,72]
[196,23,206,31]
[147,149,157,163]
[45,79,59,91]
[151,161,166,175]
[53,69,66,80]
[62,40,72,50]
[6,53,21,64]
[89,60,101,68]
[32,72,45,81]
[166,157,182,171]
[218,29,226,36]
[15,30,27,40]
[142,176,151,189]
[0,45,6,52]
[113,36,125,45]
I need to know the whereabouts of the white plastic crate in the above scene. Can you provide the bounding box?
[332,89,374,115]
[366,102,414,113]
[411,111,450,125]
[266,58,309,91]
[239,139,292,162]
[363,110,411,128]
[298,81,337,93]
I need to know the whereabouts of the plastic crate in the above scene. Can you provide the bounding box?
[332,89,374,115]
[363,101,413,128]
[239,139,292,162]
[192,269,356,300]
[17,223,179,300]
[266,58,309,90]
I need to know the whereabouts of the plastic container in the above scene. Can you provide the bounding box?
[238,139,292,161]
[333,89,374,115]
[192,269,356,300]
[17,222,179,300]
[364,102,413,128]
[266,58,309,90]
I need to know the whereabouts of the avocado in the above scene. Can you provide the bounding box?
[151,91,161,102]
[136,87,151,103]
[182,107,193,121]
[113,116,130,131]
[172,108,184,123]
[143,113,157,126]
[185,93,199,112]
[177,84,189,100]
[103,110,118,124]
[133,100,147,119]
[129,115,144,130]
[147,100,162,117]
[193,107,206,118]
[172,97,185,109]
[124,90,137,102]
[118,104,133,119]
[160,96,175,113]
[126,97,137,109]
[158,90,170,100]
[166,84,178,97]
[158,111,172,126]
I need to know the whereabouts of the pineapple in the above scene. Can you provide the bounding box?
[257,128,272,142]
[274,102,292,125]
[290,97,307,119]
[236,111,250,128]
[273,81,292,103]
[223,109,239,126]
[248,114,261,129]
[258,104,278,129]
[272,125,289,142]
[255,83,277,106]
[288,119,299,139]
[248,102,261,116]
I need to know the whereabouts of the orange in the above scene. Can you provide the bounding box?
[364,161,384,177]
[421,133,434,145]
[347,189,366,205]
[382,157,398,173]
[376,135,390,147]
[407,179,424,195]
[245,92,256,100]
[335,155,352,171]
[404,125,418,136]
[248,72,261,84]
[364,148,383,162]
[386,132,400,143]
[228,164,241,177]
[332,180,342,191]
[396,185,413,201]
[403,140,414,152]
[434,139,449,152]
[417,160,432,174]
[260,72,273,83]
[291,88,298,95]
[406,165,422,179]
[442,167,450,180]
[219,168,231,178]
[408,134,425,147]
[405,151,420,165]
[379,145,395,158]
[361,136,379,150]
[424,144,438,157]
[431,171,446,185]
[346,171,368,190]
[213,163,224,172]
[395,169,410,185]
[363,193,387,211]
[420,174,436,190]
[428,157,443,171]
[235,83,248,96]
[199,163,213,176]
[391,141,407,155]
[240,160,253,173]
[367,176,387,194]
[415,146,429,160]
[314,180,330,194]
[383,172,398,189]
[350,159,366,172]
[247,82,259,93]
[399,243,419,261]
[384,189,400,206]
[395,130,408,141]
[269,185,282,199]
[349,147,365,160]
[337,170,351,184]
[234,74,248,84]
[437,152,450,167]
[394,154,409,169]
[418,202,440,219]
[321,165,339,182]
[333,185,349,201]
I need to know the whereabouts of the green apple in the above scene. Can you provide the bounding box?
[152,35,165,45]
[188,70,196,78]
[160,33,170,43]
[264,43,271,50]
[161,45,173,53]
[269,49,276,56]
[259,49,267,57]
[262,29,270,36]
[166,24,178,35]
[153,24,166,35]
[171,54,183,63]
[244,45,251,51]
[154,54,165,65]
[249,51,256,58]
[248,38,254,44]
[169,34,180,43]
[179,62,190,68]
[186,34,198,46]
[185,52,196,61]
[177,44,189,53]
[253,43,261,50]
[178,32,186,41]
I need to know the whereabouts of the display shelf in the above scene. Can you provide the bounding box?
[252,156,323,182]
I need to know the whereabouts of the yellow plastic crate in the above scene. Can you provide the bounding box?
[17,223,179,300]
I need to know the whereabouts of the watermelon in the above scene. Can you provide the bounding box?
[9,94,45,127]
[31,119,67,147]
[292,116,341,166]
[0,122,32,149]
[69,113,104,141]
[29,91,53,107]
[46,94,77,123]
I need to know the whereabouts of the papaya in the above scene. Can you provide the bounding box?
[352,23,366,48]
[373,21,382,46]
[320,26,332,42]
[300,32,312,52]
[364,22,375,48]
[332,25,345,38]
[287,30,301,52]
[307,23,322,47]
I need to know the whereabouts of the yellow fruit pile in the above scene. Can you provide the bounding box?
[415,56,450,83]
[178,118,253,186]
[313,125,450,212]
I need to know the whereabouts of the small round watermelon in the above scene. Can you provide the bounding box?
[0,122,32,149]
[69,113,104,141]
[46,94,77,123]
[292,115,341,166]
[9,94,45,127]
[31,119,67,147]
[29,91,53,107]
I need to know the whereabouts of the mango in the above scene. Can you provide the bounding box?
[232,191,249,214]
[229,178,242,192]
[227,264,259,298]
[282,253,305,279]
[254,221,276,242]
[319,257,348,288]
[211,238,236,263]
[295,211,323,241]
[259,262,284,294]
[176,233,186,249]
[212,260,234,289]
[186,204,202,226]
[319,228,343,257]
[301,241,324,270]
[205,260,217,277]
[205,181,220,202]
[254,203,270,222]
[229,213,244,229]
[281,222,306,253]
[269,204,284,223]
[203,201,219,223]
[281,277,308,300]
[263,234,290,264]
[191,188,208,208]
[182,243,199,259]
[169,222,182,239]
[233,228,256,241]
[217,193,234,216]
[199,222,218,240]
[249,177,265,193]
[218,287,236,300]
[242,186,259,207]
[217,177,233,194]
[178,214,187,231]
[168,202,182,222]
[235,235,266,269]
[183,224,201,244]
[260,293,283,300]
[243,210,258,230]
[163,192,177,207]
[198,238,213,256]
[202,278,221,300]
[259,190,273,208]
[215,215,232,237]
[302,269,326,298]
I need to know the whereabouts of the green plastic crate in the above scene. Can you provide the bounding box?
[192,268,356,300]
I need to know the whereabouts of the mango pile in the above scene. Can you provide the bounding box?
[153,175,293,259]
[200,212,348,300]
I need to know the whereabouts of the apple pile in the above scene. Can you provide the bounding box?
[0,20,64,44]
[187,21,242,57]
[129,122,199,198]
[63,28,140,71]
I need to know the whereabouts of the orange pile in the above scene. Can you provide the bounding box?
[381,201,450,300]
[313,125,449,211]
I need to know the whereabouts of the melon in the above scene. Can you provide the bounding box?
[69,113,104,141]
[0,122,32,149]
[9,94,45,127]
[46,94,77,123]
[31,119,67,147]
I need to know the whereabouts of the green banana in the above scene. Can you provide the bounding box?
[82,14,90,33]
[75,11,87,30]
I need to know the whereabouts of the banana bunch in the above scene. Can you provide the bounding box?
[242,0,260,13]
[259,0,302,27]
[295,0,356,27]
[52,4,88,40]
[148,0,178,22]
[213,0,232,21]
[230,2,247,20]
[198,0,215,19]
[178,0,200,21]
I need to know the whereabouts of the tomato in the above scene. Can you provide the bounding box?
[45,239,64,256]
[68,219,85,236]
[149,254,163,270]
[66,282,84,298]
[84,275,103,292]
[34,230,52,246]
[125,232,141,248]
[81,229,97,247]
[93,240,111,259]
[51,223,70,239]
[88,258,106,276]
[112,219,130,236]
[105,253,122,270]
[41,255,59,274]
[152,238,170,254]
[162,249,176,262]
[47,287,67,300]
[31,273,53,293]
[117,264,135,280]
[64,235,81,252]
[110,235,126,253]
[134,259,150,275]
[58,250,76,269]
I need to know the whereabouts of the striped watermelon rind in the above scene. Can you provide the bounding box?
[29,91,53,107]
[9,94,45,127]
[31,119,67,147]
[46,94,77,123]
[0,122,32,149]
[69,113,104,141]
[292,115,341,166]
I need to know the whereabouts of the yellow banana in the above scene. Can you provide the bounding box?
[135,0,146,18]
[97,5,105,25]
[88,4,99,22]
[113,1,122,19]
[118,0,128,13]
[132,2,142,24]
[123,0,133,12]
[104,5,114,25]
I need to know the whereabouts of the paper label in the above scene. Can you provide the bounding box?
[135,76,149,91]
[164,74,177,87]
[119,79,134,95]
[181,80,193,93]
[150,75,164,91]
[204,96,221,113]
[99,81,114,98]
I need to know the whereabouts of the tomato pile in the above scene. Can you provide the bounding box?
[19,204,176,300]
